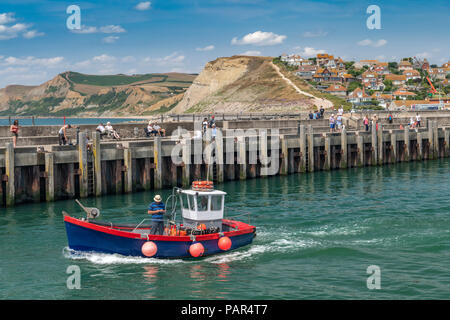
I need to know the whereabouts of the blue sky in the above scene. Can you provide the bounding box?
[0,0,448,87]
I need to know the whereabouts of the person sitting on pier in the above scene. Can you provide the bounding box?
[10,120,19,148]
[153,122,166,137]
[144,121,157,137]
[58,124,72,145]
[96,123,107,139]
[105,122,120,140]
[148,195,166,235]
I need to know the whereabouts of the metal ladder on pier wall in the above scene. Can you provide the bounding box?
[87,151,95,196]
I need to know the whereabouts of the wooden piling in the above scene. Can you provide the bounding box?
[78,132,88,198]
[417,132,423,161]
[323,134,331,171]
[428,120,435,160]
[216,135,224,183]
[403,127,410,162]
[444,128,450,158]
[259,130,268,177]
[390,132,397,163]
[5,143,14,206]
[45,153,55,202]
[182,139,191,187]
[307,126,314,172]
[377,124,383,165]
[433,121,439,158]
[356,134,364,167]
[238,136,247,180]
[92,132,102,196]
[280,136,288,175]
[371,122,377,166]
[340,128,348,169]
[123,148,133,193]
[299,125,306,173]
[154,137,162,189]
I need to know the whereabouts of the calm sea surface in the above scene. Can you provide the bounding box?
[0,159,449,299]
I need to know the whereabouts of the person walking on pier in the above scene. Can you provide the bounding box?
[148,195,166,235]
[10,120,19,148]
[364,115,370,132]
[58,124,72,145]
[416,113,421,127]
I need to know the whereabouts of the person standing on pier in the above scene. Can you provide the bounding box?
[329,114,336,132]
[364,116,370,131]
[416,113,421,127]
[10,120,19,148]
[58,124,72,145]
[148,195,166,235]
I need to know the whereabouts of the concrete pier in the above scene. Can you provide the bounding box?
[2,116,450,207]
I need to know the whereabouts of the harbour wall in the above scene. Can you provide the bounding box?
[0,118,448,207]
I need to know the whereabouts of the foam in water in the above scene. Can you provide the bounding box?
[62,247,185,265]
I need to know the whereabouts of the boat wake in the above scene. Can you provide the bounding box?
[62,247,185,265]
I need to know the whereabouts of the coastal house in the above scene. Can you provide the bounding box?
[402,69,421,81]
[347,87,371,104]
[313,67,342,83]
[361,71,380,89]
[373,63,390,75]
[281,54,306,66]
[429,68,446,81]
[296,65,317,79]
[398,60,413,71]
[385,74,407,86]
[325,84,347,97]
[316,54,334,66]
[393,89,416,100]
[371,92,393,104]
[354,59,379,69]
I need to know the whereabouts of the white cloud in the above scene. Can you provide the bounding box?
[240,51,262,56]
[143,52,186,67]
[72,25,98,34]
[415,52,432,59]
[302,30,328,38]
[196,45,215,52]
[0,13,44,41]
[0,13,15,25]
[2,56,64,67]
[295,47,326,58]
[121,56,136,63]
[102,36,119,43]
[92,54,116,63]
[135,2,152,11]
[72,25,126,34]
[23,30,45,39]
[99,25,126,34]
[357,39,387,47]
[232,31,286,46]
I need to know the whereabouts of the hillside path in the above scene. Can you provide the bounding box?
[270,62,334,110]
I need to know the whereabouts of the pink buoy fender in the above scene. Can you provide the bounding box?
[141,241,158,257]
[218,236,232,251]
[189,242,205,258]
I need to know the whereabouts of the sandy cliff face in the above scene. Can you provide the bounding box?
[172,56,321,114]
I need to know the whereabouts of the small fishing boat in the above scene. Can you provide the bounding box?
[63,181,256,259]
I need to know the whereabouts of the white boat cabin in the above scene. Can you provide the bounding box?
[178,189,227,231]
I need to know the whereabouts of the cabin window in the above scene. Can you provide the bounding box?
[197,195,209,212]
[182,194,195,211]
[210,195,223,211]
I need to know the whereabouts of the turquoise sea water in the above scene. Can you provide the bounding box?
[0,159,449,300]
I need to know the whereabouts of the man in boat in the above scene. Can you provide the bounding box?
[148,195,166,235]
